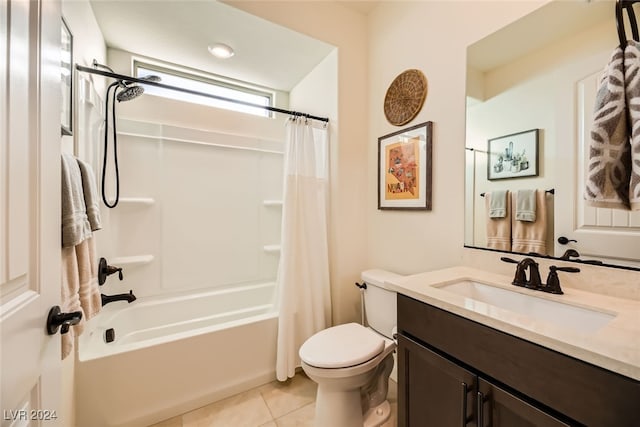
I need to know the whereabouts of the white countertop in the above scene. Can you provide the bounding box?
[386,266,640,381]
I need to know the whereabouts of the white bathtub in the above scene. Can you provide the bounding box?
[76,282,278,427]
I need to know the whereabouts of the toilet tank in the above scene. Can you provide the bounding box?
[361,269,402,339]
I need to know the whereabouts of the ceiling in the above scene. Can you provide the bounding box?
[89,0,340,92]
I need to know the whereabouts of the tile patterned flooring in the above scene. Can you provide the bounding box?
[149,373,397,427]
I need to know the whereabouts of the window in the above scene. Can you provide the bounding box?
[134,61,273,117]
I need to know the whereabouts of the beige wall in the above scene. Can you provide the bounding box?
[366,1,546,276]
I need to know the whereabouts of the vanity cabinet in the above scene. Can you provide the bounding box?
[397,294,640,427]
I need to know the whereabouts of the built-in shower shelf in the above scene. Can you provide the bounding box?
[263,200,283,207]
[263,245,281,254]
[118,197,155,206]
[110,255,154,267]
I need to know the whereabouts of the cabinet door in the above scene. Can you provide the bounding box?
[478,378,572,427]
[398,334,476,427]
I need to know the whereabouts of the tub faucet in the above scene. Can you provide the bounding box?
[500,257,542,290]
[101,290,137,306]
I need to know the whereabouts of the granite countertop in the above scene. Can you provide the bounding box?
[386,266,640,381]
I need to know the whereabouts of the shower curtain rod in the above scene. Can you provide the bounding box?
[75,64,330,123]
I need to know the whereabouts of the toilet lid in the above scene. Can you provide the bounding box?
[299,323,385,368]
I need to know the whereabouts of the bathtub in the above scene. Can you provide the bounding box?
[76,282,278,427]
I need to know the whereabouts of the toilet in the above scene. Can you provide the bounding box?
[299,269,400,427]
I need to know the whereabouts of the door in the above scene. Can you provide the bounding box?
[398,335,476,427]
[555,69,640,265]
[1,1,62,425]
[477,378,571,427]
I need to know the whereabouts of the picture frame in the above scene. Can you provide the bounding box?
[61,17,73,136]
[378,121,432,210]
[487,129,539,180]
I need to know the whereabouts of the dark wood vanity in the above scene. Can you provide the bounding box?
[397,294,640,427]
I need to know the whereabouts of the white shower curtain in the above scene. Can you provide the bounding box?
[276,117,331,381]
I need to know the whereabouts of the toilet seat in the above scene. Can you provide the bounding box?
[299,323,385,369]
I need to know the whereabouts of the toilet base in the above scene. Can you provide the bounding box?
[363,400,391,427]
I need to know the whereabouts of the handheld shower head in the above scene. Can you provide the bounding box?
[116,84,145,102]
[115,75,161,102]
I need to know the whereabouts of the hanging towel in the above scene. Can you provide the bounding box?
[488,190,508,218]
[61,153,92,247]
[585,46,632,209]
[61,244,83,359]
[77,159,102,231]
[515,189,537,222]
[625,40,640,210]
[512,190,548,255]
[485,191,511,251]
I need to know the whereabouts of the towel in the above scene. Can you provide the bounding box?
[515,189,537,222]
[61,153,92,247]
[76,158,102,231]
[486,191,511,251]
[512,190,547,255]
[60,236,101,360]
[625,41,640,210]
[488,190,508,218]
[585,45,631,209]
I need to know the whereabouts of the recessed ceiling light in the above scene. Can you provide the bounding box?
[208,43,235,59]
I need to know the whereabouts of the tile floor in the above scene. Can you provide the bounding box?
[149,373,397,427]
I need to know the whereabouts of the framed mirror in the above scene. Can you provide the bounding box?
[464,0,640,270]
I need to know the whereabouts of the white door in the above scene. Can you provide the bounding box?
[556,69,640,266]
[1,1,63,425]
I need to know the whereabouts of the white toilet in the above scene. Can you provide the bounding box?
[299,269,400,427]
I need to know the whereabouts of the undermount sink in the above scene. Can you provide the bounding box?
[436,280,615,333]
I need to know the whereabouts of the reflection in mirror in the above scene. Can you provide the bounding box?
[464,0,640,270]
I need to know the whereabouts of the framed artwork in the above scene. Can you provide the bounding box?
[61,17,73,136]
[378,121,432,210]
[487,129,539,180]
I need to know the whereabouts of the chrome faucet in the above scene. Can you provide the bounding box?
[101,290,137,306]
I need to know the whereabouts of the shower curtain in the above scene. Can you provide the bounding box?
[276,117,331,381]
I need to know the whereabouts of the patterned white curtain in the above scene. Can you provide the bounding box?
[276,117,331,381]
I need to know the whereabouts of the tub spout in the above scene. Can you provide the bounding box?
[101,290,137,306]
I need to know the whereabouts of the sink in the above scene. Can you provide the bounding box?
[436,280,615,333]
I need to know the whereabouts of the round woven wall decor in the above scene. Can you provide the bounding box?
[383,69,428,126]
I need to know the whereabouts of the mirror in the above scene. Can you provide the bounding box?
[465,0,640,271]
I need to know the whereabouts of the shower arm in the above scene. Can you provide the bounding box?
[76,64,330,123]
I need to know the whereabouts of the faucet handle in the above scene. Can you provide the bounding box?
[544,266,580,294]
[501,257,528,287]
[500,257,519,264]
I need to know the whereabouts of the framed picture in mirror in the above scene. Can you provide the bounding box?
[378,121,432,210]
[487,129,538,180]
[61,17,73,136]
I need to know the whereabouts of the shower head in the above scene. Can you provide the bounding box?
[115,75,161,102]
[116,84,145,102]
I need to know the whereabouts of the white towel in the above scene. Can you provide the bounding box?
[585,46,631,209]
[625,40,640,210]
[77,159,102,231]
[488,190,508,218]
[61,153,92,247]
[515,189,537,222]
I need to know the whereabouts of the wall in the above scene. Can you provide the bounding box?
[59,1,107,426]
[226,1,369,325]
[368,0,640,297]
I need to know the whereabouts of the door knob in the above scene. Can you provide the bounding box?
[557,236,577,245]
[46,306,82,335]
